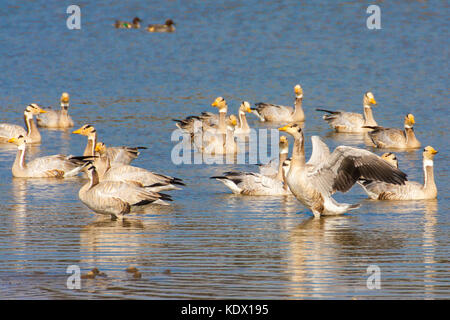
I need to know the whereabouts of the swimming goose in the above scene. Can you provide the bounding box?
[95,142,184,192]
[173,97,230,135]
[363,113,421,149]
[211,135,291,195]
[195,122,238,155]
[7,135,89,178]
[36,92,74,128]
[233,101,253,135]
[257,136,290,177]
[278,123,408,217]
[72,124,145,165]
[115,17,142,29]
[147,19,175,32]
[316,92,377,133]
[359,147,438,200]
[79,164,172,219]
[0,104,46,144]
[253,84,304,122]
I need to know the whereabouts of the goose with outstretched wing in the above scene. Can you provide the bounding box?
[278,124,408,217]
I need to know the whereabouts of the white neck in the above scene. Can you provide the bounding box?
[423,159,433,167]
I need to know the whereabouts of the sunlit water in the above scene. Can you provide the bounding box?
[0,0,448,299]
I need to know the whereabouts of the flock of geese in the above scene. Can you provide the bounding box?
[0,85,439,219]
[173,84,438,218]
[0,93,184,219]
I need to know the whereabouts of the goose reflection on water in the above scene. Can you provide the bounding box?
[285,199,439,299]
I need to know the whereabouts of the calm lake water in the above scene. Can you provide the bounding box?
[0,0,448,299]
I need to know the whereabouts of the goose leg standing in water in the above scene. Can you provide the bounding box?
[359,148,438,200]
[0,104,46,144]
[79,164,172,220]
[316,92,377,133]
[278,124,408,217]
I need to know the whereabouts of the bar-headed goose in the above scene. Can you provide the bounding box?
[95,142,184,192]
[115,17,142,29]
[36,92,74,128]
[233,101,253,135]
[210,135,291,195]
[257,136,290,177]
[359,147,438,200]
[363,113,421,149]
[72,124,145,165]
[173,97,230,135]
[7,135,89,178]
[316,92,377,133]
[195,123,238,155]
[0,104,46,144]
[278,123,408,217]
[253,84,304,122]
[79,164,172,219]
[147,19,175,32]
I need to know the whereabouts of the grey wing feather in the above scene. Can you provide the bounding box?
[308,146,408,196]
[306,136,331,166]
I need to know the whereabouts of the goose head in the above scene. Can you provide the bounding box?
[95,142,107,155]
[72,124,96,137]
[423,146,438,161]
[404,113,415,129]
[60,92,70,103]
[279,135,289,154]
[24,104,46,117]
[278,123,303,140]
[294,84,303,99]
[60,92,70,109]
[239,101,252,114]
[228,114,238,128]
[133,17,142,24]
[381,152,398,168]
[211,97,227,112]
[363,92,377,108]
[8,135,27,149]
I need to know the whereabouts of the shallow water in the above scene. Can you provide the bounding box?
[0,0,448,299]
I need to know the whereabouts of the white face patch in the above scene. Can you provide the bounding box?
[219,108,227,113]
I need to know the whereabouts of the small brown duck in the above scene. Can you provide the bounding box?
[115,17,142,29]
[147,19,175,33]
